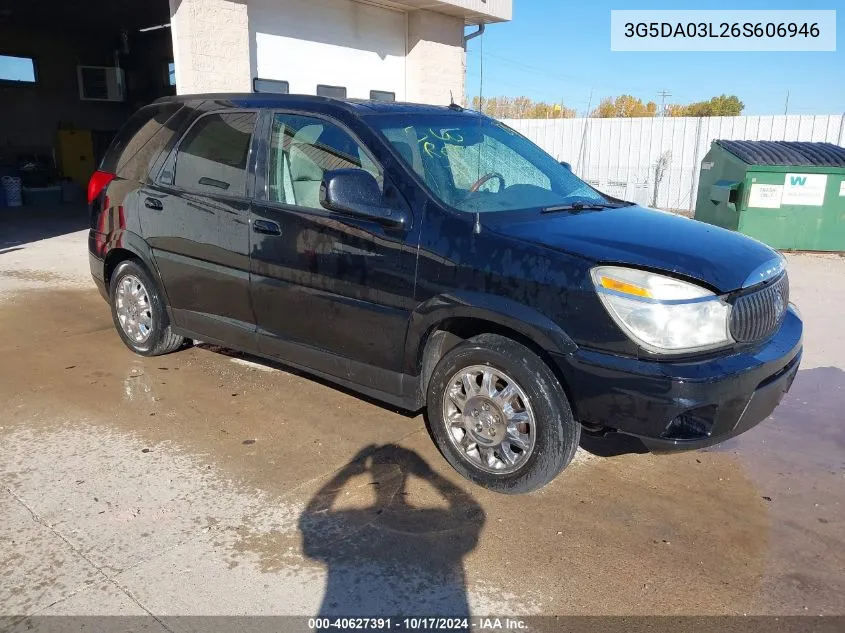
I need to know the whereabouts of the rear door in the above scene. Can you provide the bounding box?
[250,110,417,390]
[140,109,259,348]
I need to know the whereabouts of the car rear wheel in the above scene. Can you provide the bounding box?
[109,260,185,356]
[426,333,580,494]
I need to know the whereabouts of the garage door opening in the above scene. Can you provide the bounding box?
[249,0,407,102]
[0,0,173,211]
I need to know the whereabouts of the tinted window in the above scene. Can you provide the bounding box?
[316,85,347,99]
[269,113,380,208]
[101,102,185,181]
[175,112,256,196]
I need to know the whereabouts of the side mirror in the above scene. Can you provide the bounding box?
[319,169,407,228]
[560,161,572,171]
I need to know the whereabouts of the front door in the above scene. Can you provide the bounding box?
[140,110,258,348]
[250,111,416,391]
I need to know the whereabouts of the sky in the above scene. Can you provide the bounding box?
[465,0,845,116]
[0,55,36,83]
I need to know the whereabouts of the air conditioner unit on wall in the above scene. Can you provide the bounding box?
[77,66,126,102]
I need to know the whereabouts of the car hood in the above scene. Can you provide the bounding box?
[485,205,779,293]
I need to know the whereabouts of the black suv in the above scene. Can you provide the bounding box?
[88,94,802,493]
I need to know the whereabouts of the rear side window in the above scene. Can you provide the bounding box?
[174,112,256,196]
[101,103,184,181]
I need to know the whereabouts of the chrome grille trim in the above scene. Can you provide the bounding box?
[730,273,789,343]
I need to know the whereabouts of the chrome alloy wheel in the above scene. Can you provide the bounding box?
[115,275,153,344]
[442,365,536,474]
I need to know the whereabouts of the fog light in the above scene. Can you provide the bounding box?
[662,406,717,440]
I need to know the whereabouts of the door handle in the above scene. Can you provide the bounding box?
[144,197,163,211]
[253,219,281,236]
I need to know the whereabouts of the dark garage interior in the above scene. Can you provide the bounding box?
[0,0,173,208]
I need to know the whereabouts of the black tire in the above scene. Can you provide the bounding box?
[108,259,185,357]
[426,333,580,494]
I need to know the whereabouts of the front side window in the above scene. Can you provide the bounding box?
[374,114,605,213]
[268,113,381,209]
[174,112,256,196]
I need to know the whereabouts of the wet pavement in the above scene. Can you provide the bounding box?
[1,213,843,618]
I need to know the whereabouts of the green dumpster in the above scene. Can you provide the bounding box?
[694,140,845,251]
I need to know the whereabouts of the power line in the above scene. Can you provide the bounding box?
[466,47,721,114]
[466,41,738,106]
[465,71,584,104]
[477,50,683,96]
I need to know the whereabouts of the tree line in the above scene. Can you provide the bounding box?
[471,94,744,119]
[470,96,577,120]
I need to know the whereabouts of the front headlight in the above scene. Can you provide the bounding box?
[591,266,733,354]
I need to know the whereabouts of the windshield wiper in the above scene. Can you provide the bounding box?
[542,201,613,213]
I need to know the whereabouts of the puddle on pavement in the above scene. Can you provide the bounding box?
[0,269,67,284]
[708,365,845,612]
[1,288,843,614]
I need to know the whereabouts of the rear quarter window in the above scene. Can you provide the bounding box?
[173,112,256,197]
[101,103,186,182]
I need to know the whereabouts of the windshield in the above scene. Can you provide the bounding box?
[372,114,608,213]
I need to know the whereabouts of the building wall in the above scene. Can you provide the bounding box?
[388,0,511,23]
[405,10,465,105]
[171,0,467,105]
[249,0,407,100]
[169,0,251,93]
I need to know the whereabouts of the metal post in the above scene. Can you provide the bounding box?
[838,112,845,146]
[688,117,704,214]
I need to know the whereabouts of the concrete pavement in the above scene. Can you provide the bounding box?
[1,206,843,620]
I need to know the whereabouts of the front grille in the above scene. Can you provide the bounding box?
[730,273,789,343]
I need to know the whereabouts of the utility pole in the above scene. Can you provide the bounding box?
[658,90,672,117]
[784,90,790,116]
[576,88,594,173]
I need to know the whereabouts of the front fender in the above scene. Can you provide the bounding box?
[403,291,578,375]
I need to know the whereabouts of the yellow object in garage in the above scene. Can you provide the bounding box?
[57,129,96,189]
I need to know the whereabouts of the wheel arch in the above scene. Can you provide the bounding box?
[102,233,168,302]
[407,292,578,408]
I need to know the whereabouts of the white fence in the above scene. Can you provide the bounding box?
[502,115,845,211]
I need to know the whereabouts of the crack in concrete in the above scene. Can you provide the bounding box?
[4,486,174,630]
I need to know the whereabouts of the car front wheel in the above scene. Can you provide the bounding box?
[426,333,580,494]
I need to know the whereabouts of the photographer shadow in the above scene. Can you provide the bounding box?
[299,444,485,618]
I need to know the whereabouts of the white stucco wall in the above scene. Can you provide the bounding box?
[249,0,407,100]
[170,0,251,94]
[406,10,466,105]
[170,0,495,103]
[389,0,511,23]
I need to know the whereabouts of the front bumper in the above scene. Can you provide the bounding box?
[554,306,803,450]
